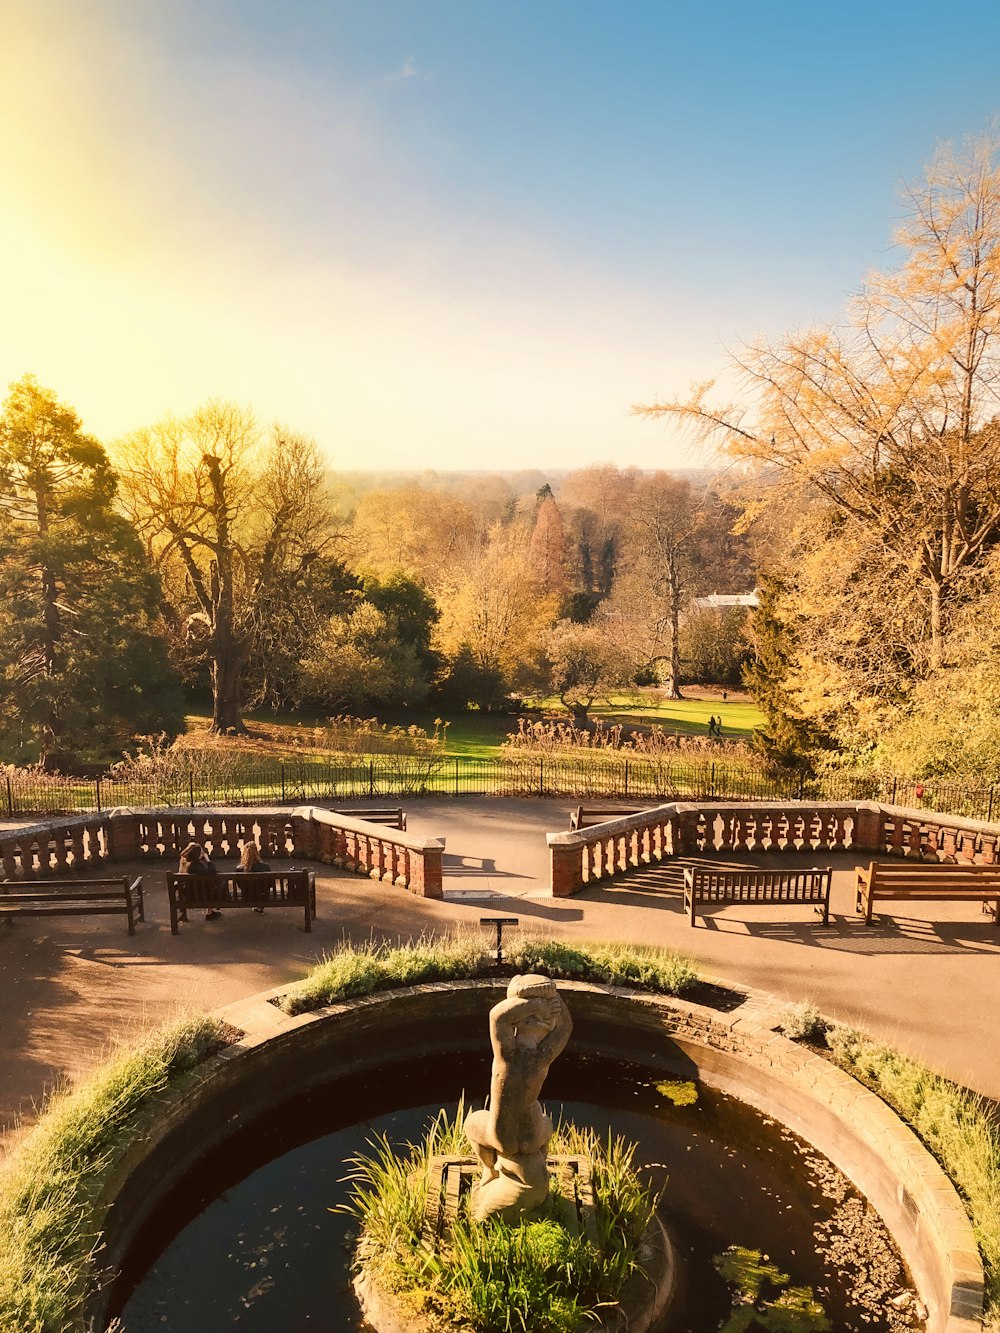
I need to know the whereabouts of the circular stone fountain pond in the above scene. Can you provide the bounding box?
[92,981,982,1333]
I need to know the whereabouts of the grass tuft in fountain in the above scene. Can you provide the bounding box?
[341,1107,659,1333]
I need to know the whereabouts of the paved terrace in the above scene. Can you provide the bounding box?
[2,797,998,1149]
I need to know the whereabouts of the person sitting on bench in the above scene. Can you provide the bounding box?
[238,841,271,914]
[178,842,220,920]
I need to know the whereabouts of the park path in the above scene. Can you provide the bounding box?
[2,798,998,1151]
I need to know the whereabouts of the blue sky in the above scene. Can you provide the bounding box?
[1,0,998,469]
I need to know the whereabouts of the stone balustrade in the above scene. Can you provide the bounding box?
[0,806,445,898]
[547,800,1000,897]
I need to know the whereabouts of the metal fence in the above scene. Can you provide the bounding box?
[3,757,997,823]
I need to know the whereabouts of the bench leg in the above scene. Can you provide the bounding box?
[168,894,179,935]
[304,900,312,933]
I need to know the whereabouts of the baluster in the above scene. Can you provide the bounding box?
[959,831,977,863]
[939,825,958,862]
[71,823,86,870]
[905,818,924,860]
[831,810,847,853]
[385,840,399,884]
[398,846,411,887]
[370,836,385,880]
[2,837,19,879]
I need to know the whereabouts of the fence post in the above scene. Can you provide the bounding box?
[189,771,195,807]
[539,760,544,797]
[624,759,629,797]
[281,763,286,804]
[95,777,102,812]
[369,760,375,797]
[798,770,805,800]
[5,774,12,817]
[710,762,716,798]
[454,757,460,797]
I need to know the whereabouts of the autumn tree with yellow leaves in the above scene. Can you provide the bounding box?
[637,129,1000,763]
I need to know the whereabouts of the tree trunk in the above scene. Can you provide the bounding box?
[664,557,684,700]
[211,643,248,733]
[36,487,66,768]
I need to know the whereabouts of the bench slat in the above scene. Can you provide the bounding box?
[684,867,831,926]
[0,876,143,934]
[856,861,1000,925]
[167,871,317,934]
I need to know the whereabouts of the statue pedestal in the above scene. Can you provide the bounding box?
[424,1153,599,1245]
[354,1153,677,1333]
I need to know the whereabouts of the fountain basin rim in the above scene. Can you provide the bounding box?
[91,976,983,1333]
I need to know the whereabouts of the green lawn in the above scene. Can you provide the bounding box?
[184,692,762,760]
[526,692,763,740]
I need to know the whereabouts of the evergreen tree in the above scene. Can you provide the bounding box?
[0,375,184,769]
[742,576,830,773]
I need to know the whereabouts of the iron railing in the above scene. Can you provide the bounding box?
[2,757,996,823]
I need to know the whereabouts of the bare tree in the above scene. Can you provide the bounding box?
[116,401,337,732]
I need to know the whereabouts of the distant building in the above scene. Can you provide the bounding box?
[692,592,759,610]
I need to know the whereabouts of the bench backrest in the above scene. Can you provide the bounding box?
[872,862,1000,883]
[686,867,831,904]
[570,806,647,831]
[168,870,312,907]
[334,808,406,829]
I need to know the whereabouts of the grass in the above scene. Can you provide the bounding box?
[184,693,763,759]
[279,933,701,1016]
[0,1014,227,1333]
[525,691,763,739]
[342,1105,658,1333]
[826,1024,1000,1328]
[184,705,518,759]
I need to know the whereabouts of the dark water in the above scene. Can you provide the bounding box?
[116,1050,906,1331]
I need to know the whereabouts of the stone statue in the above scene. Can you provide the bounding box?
[464,974,573,1222]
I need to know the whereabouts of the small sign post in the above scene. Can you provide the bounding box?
[480,916,519,965]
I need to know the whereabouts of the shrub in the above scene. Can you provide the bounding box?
[0,1015,226,1333]
[776,1000,827,1042]
[281,933,701,1016]
[826,1024,1000,1320]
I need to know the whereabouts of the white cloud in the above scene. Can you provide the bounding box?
[382,55,419,85]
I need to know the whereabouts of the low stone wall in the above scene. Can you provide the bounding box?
[0,805,446,898]
[548,799,1000,896]
[91,979,983,1333]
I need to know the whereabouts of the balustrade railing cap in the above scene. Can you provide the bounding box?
[879,803,1000,837]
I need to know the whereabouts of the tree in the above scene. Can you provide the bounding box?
[347,484,477,588]
[243,556,360,710]
[434,523,556,702]
[680,604,751,686]
[0,375,184,768]
[298,600,430,712]
[116,402,337,733]
[529,489,568,596]
[594,473,709,697]
[636,130,1000,670]
[558,465,639,597]
[741,575,832,771]
[544,621,632,722]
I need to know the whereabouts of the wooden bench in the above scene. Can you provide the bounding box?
[167,870,317,934]
[332,807,407,830]
[0,876,144,935]
[856,861,1000,925]
[569,805,649,831]
[684,866,832,926]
